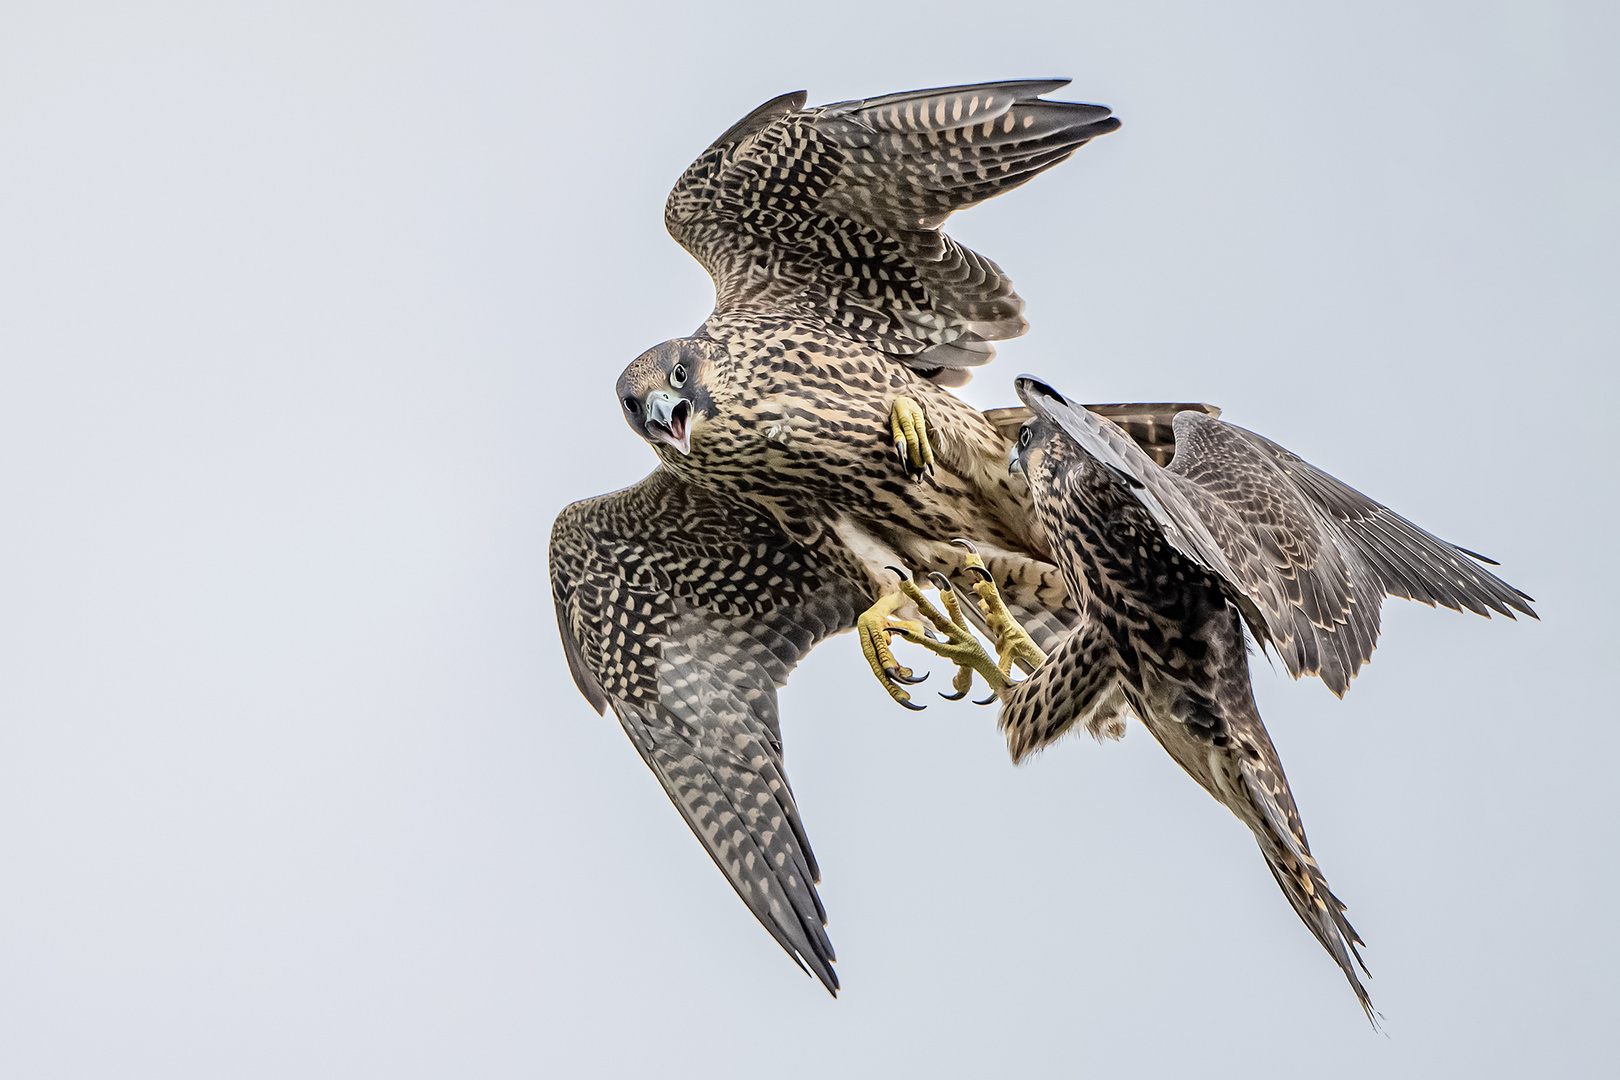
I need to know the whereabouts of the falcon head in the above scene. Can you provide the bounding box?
[1008,414,1062,478]
[616,338,722,457]
[1009,377,1072,482]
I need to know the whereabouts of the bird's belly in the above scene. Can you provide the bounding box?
[692,396,1033,563]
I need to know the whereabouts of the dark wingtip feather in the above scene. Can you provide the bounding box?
[1014,374,1067,407]
[707,89,808,150]
[1453,543,1500,566]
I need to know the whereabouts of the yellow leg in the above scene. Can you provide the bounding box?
[903,571,1009,703]
[858,568,1005,709]
[856,589,933,710]
[932,583,981,702]
[953,539,1047,676]
[859,572,1007,705]
[889,396,935,482]
[885,541,1048,704]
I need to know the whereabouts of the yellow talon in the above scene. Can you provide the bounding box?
[932,581,979,701]
[858,571,990,708]
[857,589,932,710]
[952,538,1047,676]
[860,546,1047,709]
[888,396,935,482]
[878,571,1009,704]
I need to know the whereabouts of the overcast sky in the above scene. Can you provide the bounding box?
[1,2,1615,1077]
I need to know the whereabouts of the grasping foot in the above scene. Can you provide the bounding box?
[885,540,1050,704]
[889,396,935,483]
[855,574,934,710]
[951,539,1047,677]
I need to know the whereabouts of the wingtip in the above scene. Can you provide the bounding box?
[1021,77,1074,97]
[804,950,840,995]
[706,89,809,150]
[1014,374,1068,409]
[1453,543,1501,566]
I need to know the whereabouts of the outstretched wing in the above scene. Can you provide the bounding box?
[550,469,866,992]
[1171,416,1536,691]
[1017,377,1536,695]
[667,80,1120,386]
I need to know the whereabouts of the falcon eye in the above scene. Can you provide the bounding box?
[624,396,640,415]
[1018,426,1033,447]
[669,364,687,389]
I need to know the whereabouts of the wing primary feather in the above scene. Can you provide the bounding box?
[1453,543,1500,566]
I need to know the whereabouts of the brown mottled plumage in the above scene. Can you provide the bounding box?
[615,81,1125,644]
[553,81,1134,991]
[552,472,862,991]
[966,377,1539,1021]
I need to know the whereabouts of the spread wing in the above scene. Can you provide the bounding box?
[550,469,866,992]
[1017,377,1536,695]
[667,80,1120,386]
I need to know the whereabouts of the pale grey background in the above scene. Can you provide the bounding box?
[1,2,1615,1077]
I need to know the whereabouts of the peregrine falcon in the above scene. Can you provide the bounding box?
[553,81,1139,990]
[612,80,1124,710]
[888,376,1536,1020]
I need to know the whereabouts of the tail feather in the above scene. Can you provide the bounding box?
[1238,758,1377,1025]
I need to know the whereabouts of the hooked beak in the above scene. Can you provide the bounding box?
[644,390,692,455]
[1007,443,1024,475]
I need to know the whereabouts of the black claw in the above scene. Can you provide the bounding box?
[899,698,926,712]
[882,626,913,639]
[927,462,936,478]
[974,692,998,706]
[885,565,908,581]
[939,688,967,701]
[927,572,954,593]
[885,665,928,686]
[966,565,995,583]
[950,538,979,553]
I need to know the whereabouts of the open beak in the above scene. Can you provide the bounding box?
[644,390,692,455]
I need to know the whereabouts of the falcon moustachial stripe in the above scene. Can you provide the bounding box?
[554,81,1176,993]
[888,376,1536,1021]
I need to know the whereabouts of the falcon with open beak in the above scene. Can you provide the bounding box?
[615,337,721,459]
